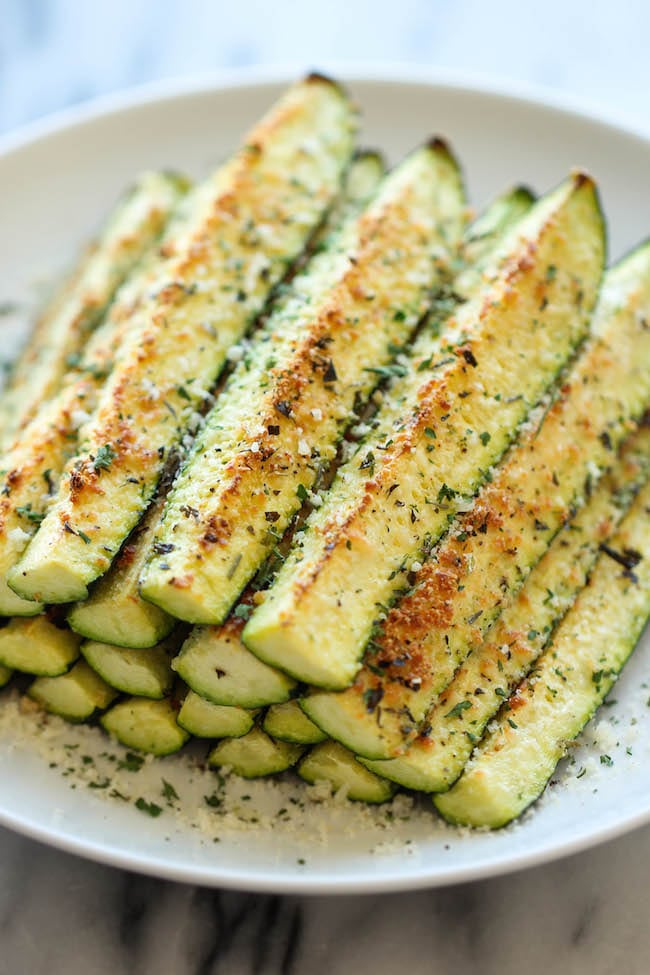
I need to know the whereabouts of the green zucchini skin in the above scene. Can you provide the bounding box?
[28,660,118,722]
[298,742,396,803]
[305,240,650,761]
[362,421,650,790]
[0,170,190,448]
[0,665,12,689]
[0,616,81,677]
[434,474,650,828]
[263,700,327,745]
[80,638,174,699]
[169,184,537,711]
[207,727,304,778]
[140,140,466,625]
[177,691,257,739]
[9,76,357,606]
[246,173,605,691]
[101,697,190,756]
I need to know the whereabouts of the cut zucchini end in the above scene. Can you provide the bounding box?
[0,664,13,688]
[139,576,226,626]
[173,628,297,708]
[298,742,397,804]
[301,693,395,760]
[28,660,118,722]
[80,640,173,699]
[263,700,328,745]
[8,559,90,605]
[359,753,450,794]
[242,615,357,691]
[0,616,81,677]
[101,698,190,756]
[68,600,174,650]
[433,771,516,829]
[207,727,303,778]
[177,691,255,739]
[0,575,44,617]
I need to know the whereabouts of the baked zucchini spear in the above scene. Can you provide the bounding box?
[28,659,118,722]
[244,172,605,689]
[0,615,81,677]
[207,727,304,778]
[0,175,190,618]
[65,149,385,649]
[435,473,650,828]
[362,420,650,789]
[305,241,650,759]
[101,696,190,756]
[0,170,188,447]
[171,184,538,709]
[140,139,466,624]
[9,74,357,605]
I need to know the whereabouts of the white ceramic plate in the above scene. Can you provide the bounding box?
[0,68,649,894]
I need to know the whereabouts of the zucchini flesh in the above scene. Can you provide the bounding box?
[0,179,190,619]
[170,185,537,709]
[66,150,385,648]
[28,659,118,721]
[0,616,81,677]
[177,691,256,738]
[0,170,188,447]
[263,700,327,744]
[173,618,296,707]
[101,697,190,756]
[298,741,396,803]
[67,496,174,648]
[245,174,605,689]
[80,638,174,699]
[363,421,650,789]
[140,141,466,624]
[207,727,304,778]
[304,243,650,758]
[434,476,650,828]
[9,76,357,605]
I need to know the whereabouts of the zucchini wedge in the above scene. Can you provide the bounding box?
[9,75,357,605]
[66,149,385,648]
[80,638,174,699]
[0,170,188,447]
[435,475,650,828]
[140,140,466,624]
[245,173,605,688]
[101,696,190,756]
[28,659,118,722]
[304,242,650,758]
[171,184,537,708]
[298,741,397,803]
[0,178,190,619]
[0,615,81,677]
[0,665,12,689]
[363,420,650,789]
[207,727,304,778]
[177,691,257,738]
[173,616,296,707]
[67,496,175,647]
[263,700,327,744]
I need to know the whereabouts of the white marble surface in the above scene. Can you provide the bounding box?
[2,2,650,973]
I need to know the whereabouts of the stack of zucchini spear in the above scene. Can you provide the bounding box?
[1,74,649,827]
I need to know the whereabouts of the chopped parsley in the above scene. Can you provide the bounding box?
[93,443,116,472]
[135,798,163,817]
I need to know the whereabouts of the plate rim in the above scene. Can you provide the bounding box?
[1,63,650,894]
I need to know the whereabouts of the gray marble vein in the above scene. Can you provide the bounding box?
[1,2,650,973]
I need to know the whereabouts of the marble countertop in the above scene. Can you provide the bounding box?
[2,1,650,972]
